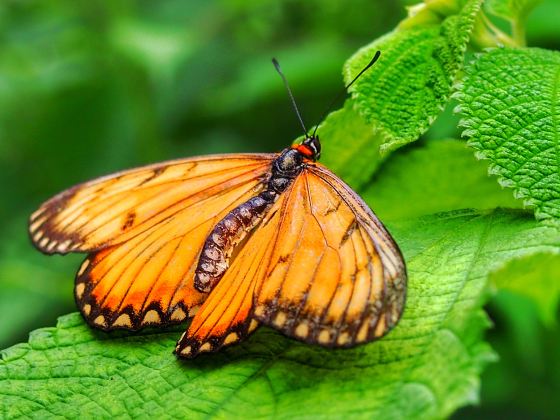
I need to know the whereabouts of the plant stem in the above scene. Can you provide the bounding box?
[511,17,527,47]
[477,11,520,48]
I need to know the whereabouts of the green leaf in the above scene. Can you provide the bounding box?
[490,252,560,327]
[343,0,483,153]
[2,209,559,418]
[317,100,386,190]
[457,47,560,222]
[486,0,543,22]
[361,139,521,221]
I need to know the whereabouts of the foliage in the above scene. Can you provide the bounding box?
[486,0,542,21]
[318,100,387,189]
[343,0,483,153]
[457,47,560,222]
[361,138,521,220]
[1,0,560,418]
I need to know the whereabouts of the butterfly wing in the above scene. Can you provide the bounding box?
[254,164,406,346]
[174,193,285,357]
[29,154,273,254]
[175,163,406,357]
[30,154,276,330]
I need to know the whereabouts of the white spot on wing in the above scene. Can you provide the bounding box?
[142,310,161,325]
[273,311,287,328]
[113,314,132,328]
[179,346,192,356]
[295,322,309,338]
[57,239,72,252]
[224,332,238,345]
[254,305,265,317]
[78,259,90,276]
[199,342,212,352]
[170,308,186,321]
[318,329,331,344]
[249,319,259,332]
[337,332,350,346]
[356,321,369,342]
[93,315,106,327]
[75,283,85,299]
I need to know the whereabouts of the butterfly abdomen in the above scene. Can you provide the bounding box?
[194,194,272,292]
[194,148,305,293]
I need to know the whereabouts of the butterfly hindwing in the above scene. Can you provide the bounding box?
[174,249,262,357]
[174,189,288,357]
[252,164,405,346]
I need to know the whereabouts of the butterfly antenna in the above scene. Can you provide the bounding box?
[272,58,308,137]
[312,50,381,137]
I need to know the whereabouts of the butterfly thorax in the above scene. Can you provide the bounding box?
[194,146,309,293]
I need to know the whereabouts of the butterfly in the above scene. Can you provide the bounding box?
[28,51,407,358]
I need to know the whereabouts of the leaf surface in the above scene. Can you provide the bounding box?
[362,138,521,221]
[318,100,386,189]
[457,47,560,222]
[343,0,483,152]
[2,209,559,418]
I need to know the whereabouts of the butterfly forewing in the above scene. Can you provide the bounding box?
[29,154,274,254]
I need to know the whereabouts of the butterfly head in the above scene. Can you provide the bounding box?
[293,136,321,161]
[274,51,380,164]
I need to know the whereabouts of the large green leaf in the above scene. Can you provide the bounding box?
[343,0,483,153]
[457,47,560,222]
[2,209,559,418]
[361,138,521,221]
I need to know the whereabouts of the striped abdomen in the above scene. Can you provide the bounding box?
[194,192,275,292]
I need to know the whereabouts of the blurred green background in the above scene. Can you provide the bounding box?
[1,0,559,418]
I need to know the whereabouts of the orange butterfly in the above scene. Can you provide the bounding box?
[28,51,406,358]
